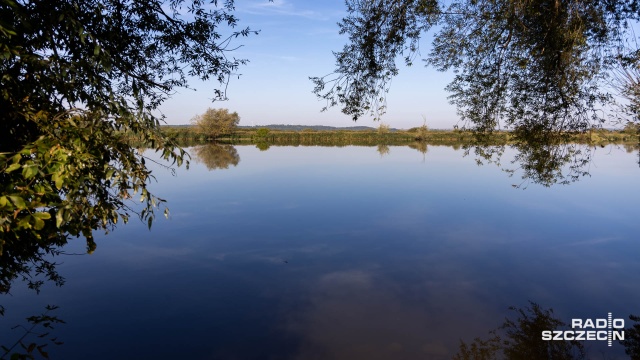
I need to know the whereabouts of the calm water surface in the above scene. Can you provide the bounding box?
[2,145,639,359]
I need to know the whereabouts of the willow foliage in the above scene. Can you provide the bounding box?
[312,0,640,133]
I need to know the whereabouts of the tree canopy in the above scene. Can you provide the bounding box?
[312,0,640,134]
[0,0,257,294]
[191,108,240,139]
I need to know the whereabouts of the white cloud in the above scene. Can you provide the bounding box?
[241,0,329,20]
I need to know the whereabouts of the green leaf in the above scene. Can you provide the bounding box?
[55,174,63,189]
[17,216,31,228]
[33,212,51,220]
[22,164,38,179]
[56,208,64,228]
[8,195,26,209]
[0,196,7,207]
[5,163,21,172]
[33,217,45,230]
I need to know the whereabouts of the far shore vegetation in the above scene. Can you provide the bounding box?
[160,122,640,148]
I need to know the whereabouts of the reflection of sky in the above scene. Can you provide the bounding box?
[2,145,639,359]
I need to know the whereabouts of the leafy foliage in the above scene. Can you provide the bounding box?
[314,0,640,186]
[191,108,240,139]
[311,0,439,121]
[313,0,640,132]
[0,0,258,294]
[377,122,390,134]
[255,128,271,138]
[454,302,585,360]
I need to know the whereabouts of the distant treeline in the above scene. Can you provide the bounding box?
[238,124,381,131]
[160,125,640,146]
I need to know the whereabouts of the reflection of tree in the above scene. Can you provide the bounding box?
[192,144,240,170]
[457,302,640,359]
[623,143,639,154]
[1,305,65,359]
[513,145,591,187]
[255,142,270,151]
[377,144,390,157]
[1,233,69,357]
[623,315,640,359]
[466,131,594,188]
[407,141,428,162]
[454,302,585,360]
[412,142,427,154]
[1,218,81,298]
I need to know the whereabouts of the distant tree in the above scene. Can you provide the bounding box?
[255,128,271,138]
[191,108,240,140]
[413,118,429,140]
[622,122,640,135]
[378,123,390,134]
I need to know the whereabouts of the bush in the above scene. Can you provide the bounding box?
[378,123,390,134]
[255,128,270,137]
[191,108,240,139]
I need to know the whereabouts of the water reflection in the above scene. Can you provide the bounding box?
[2,144,639,359]
[191,143,240,170]
[377,144,390,157]
[467,142,594,188]
[626,315,640,359]
[462,130,639,187]
[256,142,271,151]
[286,268,490,360]
[0,233,67,296]
[408,141,428,155]
[454,302,585,360]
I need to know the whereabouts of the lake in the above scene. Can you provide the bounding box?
[2,144,639,359]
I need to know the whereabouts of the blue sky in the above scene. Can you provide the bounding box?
[160,0,459,129]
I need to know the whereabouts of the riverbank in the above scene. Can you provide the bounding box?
[160,125,640,147]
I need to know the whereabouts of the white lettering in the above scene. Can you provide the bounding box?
[587,331,596,340]
[584,319,595,328]
[613,331,625,341]
[597,331,608,340]
[575,331,585,341]
[572,319,583,328]
[613,319,625,329]
[596,319,607,328]
[553,331,564,340]
[542,331,552,340]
